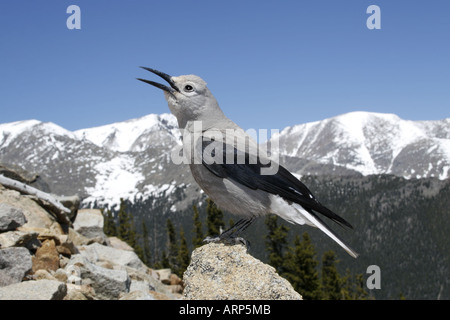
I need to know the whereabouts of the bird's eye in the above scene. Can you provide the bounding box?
[184,85,194,92]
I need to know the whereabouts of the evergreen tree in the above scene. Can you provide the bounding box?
[158,250,170,269]
[282,233,322,299]
[117,198,133,244]
[141,220,151,266]
[192,205,204,248]
[321,250,342,300]
[128,212,138,249]
[166,218,179,271]
[103,208,117,237]
[341,270,370,300]
[116,198,143,258]
[206,198,225,237]
[177,227,190,276]
[265,214,289,274]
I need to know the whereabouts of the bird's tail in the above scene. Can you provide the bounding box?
[293,203,359,258]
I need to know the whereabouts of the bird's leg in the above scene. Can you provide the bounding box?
[203,217,256,249]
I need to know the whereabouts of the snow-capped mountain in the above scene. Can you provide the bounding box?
[269,111,450,180]
[0,113,199,211]
[73,113,180,153]
[0,111,449,211]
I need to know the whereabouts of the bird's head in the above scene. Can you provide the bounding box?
[138,67,223,128]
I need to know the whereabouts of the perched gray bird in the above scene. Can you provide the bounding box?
[138,67,358,258]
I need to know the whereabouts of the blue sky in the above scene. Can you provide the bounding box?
[0,0,449,132]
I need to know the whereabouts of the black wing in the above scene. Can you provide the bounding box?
[201,139,353,229]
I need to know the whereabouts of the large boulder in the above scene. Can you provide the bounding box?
[65,254,130,300]
[0,230,38,249]
[0,203,27,232]
[183,243,302,300]
[0,247,33,287]
[78,242,148,273]
[0,185,63,234]
[72,209,106,243]
[32,239,60,272]
[0,279,67,300]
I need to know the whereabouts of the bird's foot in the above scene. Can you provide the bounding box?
[203,235,251,250]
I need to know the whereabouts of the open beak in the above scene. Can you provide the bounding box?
[137,67,180,96]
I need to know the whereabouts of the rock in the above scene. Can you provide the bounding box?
[170,273,183,286]
[0,247,32,287]
[129,279,155,293]
[65,254,130,300]
[64,283,95,300]
[0,279,67,300]
[54,234,79,256]
[0,175,71,227]
[124,266,180,300]
[79,242,148,273]
[0,230,38,249]
[72,209,106,242]
[32,269,57,281]
[147,290,172,300]
[63,287,89,300]
[155,268,172,285]
[53,268,68,283]
[0,186,61,233]
[0,203,27,232]
[183,243,302,300]
[119,290,156,300]
[108,236,134,251]
[67,227,92,247]
[32,239,60,272]
[168,284,184,294]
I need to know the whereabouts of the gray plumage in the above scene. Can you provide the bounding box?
[138,67,358,258]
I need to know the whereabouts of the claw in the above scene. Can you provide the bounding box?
[202,235,250,251]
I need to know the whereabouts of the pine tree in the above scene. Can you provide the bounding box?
[177,227,190,276]
[206,198,225,237]
[341,270,370,300]
[265,214,289,274]
[103,208,117,237]
[128,212,138,249]
[117,198,132,244]
[116,198,143,259]
[192,205,204,248]
[141,220,151,266]
[354,273,370,300]
[282,233,322,299]
[321,250,342,300]
[166,218,179,271]
[158,250,170,269]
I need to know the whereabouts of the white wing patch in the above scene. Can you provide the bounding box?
[269,194,358,258]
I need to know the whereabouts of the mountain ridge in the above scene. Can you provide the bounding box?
[270,111,450,180]
[1,111,449,211]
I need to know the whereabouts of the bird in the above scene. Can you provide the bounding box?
[137,67,358,258]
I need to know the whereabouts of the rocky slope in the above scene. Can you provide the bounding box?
[0,177,183,300]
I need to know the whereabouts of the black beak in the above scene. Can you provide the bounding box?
[137,67,180,95]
